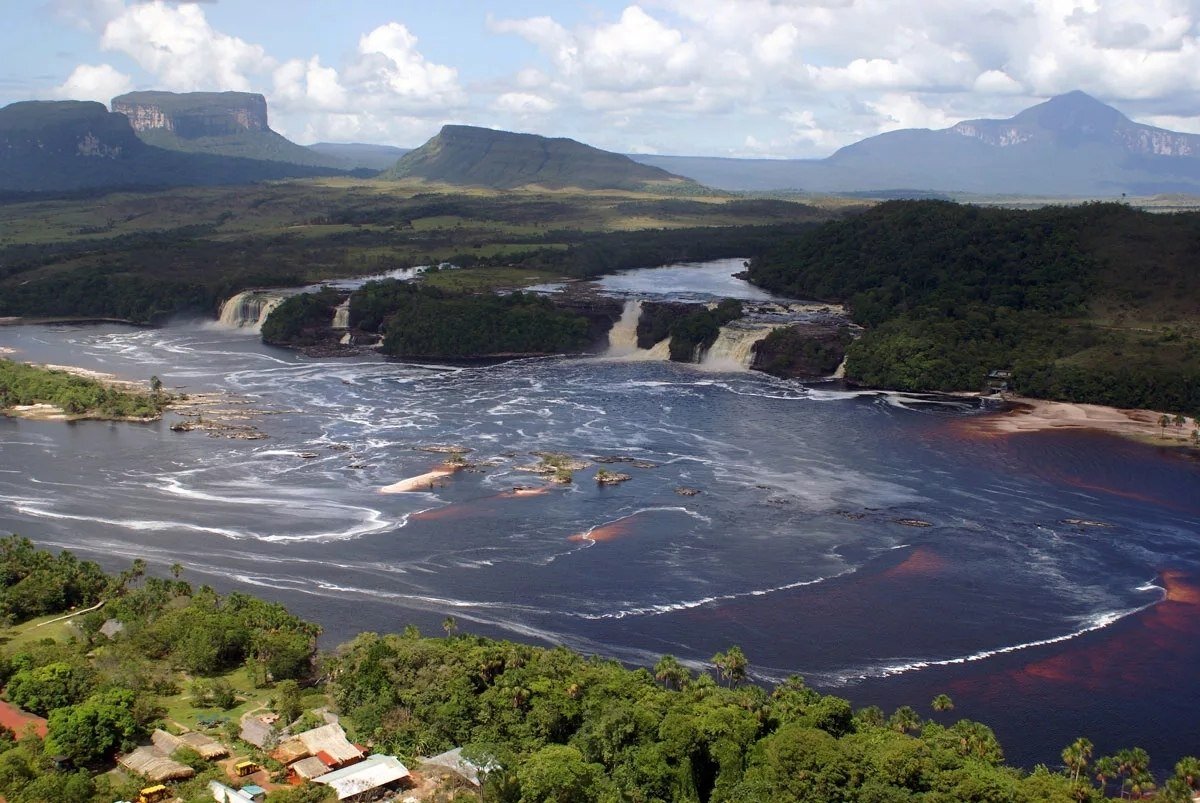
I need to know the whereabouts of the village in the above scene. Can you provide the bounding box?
[2,691,490,803]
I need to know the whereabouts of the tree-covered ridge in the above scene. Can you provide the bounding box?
[349,280,590,358]
[748,201,1200,415]
[329,629,1199,802]
[0,359,167,419]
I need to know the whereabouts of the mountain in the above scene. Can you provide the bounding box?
[0,100,343,193]
[307,142,410,171]
[383,124,696,191]
[111,90,346,169]
[632,92,1200,196]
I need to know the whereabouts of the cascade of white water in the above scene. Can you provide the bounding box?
[605,300,643,356]
[332,300,350,330]
[216,291,287,331]
[833,356,847,379]
[698,323,782,371]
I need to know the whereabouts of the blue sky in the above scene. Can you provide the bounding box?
[7,1,1200,157]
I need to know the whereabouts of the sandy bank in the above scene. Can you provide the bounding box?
[380,467,457,494]
[972,394,1197,446]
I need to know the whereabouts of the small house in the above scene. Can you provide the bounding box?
[289,756,330,782]
[119,745,195,783]
[238,715,277,749]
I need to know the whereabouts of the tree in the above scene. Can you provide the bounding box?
[149,375,162,400]
[45,689,141,765]
[169,562,183,579]
[1061,737,1093,784]
[654,655,690,691]
[889,706,920,734]
[442,615,457,638]
[930,693,954,712]
[515,744,604,803]
[1159,413,1171,437]
[276,678,303,724]
[711,646,748,688]
[5,661,95,717]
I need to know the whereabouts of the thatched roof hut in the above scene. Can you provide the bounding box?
[118,745,195,782]
[152,728,229,760]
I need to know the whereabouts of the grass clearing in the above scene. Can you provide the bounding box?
[0,612,81,651]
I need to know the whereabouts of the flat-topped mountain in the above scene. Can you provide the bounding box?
[633,92,1200,196]
[0,99,343,192]
[383,124,696,191]
[111,90,345,169]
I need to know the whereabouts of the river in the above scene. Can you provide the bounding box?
[1,260,1198,768]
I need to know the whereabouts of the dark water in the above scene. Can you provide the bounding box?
[1,315,1198,768]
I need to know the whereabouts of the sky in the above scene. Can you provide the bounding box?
[6,0,1200,157]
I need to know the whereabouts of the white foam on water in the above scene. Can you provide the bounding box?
[825,585,1166,686]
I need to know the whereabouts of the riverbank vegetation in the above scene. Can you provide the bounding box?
[2,538,1199,802]
[749,201,1200,415]
[0,359,166,419]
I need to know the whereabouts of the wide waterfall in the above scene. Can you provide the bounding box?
[698,322,783,371]
[217,291,289,331]
[332,300,350,330]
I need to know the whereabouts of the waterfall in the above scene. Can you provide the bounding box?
[216,291,288,331]
[604,299,672,361]
[833,357,847,379]
[606,300,642,356]
[699,323,783,371]
[332,300,350,330]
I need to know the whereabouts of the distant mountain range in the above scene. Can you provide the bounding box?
[632,92,1200,196]
[383,124,696,191]
[7,90,1200,196]
[307,142,410,171]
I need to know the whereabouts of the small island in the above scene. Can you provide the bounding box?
[0,358,169,421]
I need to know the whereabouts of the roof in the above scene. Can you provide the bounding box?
[313,754,410,800]
[419,747,498,786]
[118,745,195,782]
[178,730,229,759]
[99,618,125,638]
[208,780,256,803]
[290,756,331,780]
[239,716,276,748]
[285,723,363,765]
[270,739,310,764]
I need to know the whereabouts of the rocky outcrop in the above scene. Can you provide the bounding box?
[0,101,143,163]
[112,92,269,138]
[751,323,854,379]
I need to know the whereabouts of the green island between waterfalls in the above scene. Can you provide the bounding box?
[0,537,1195,802]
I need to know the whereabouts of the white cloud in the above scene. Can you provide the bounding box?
[493,92,556,115]
[53,63,132,102]
[100,2,271,91]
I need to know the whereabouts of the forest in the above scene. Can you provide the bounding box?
[1,538,1199,802]
[349,280,591,358]
[748,201,1200,414]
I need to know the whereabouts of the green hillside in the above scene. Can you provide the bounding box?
[748,200,1200,414]
[383,124,699,191]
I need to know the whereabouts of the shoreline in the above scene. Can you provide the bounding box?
[965,393,1198,448]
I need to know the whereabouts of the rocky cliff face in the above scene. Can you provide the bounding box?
[111,91,269,138]
[0,101,143,162]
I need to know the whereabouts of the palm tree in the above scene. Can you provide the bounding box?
[1061,737,1093,784]
[1175,756,1200,790]
[722,646,748,687]
[930,693,954,712]
[889,706,920,734]
[1159,413,1171,437]
[442,615,457,638]
[654,655,689,690]
[170,562,183,579]
[1094,755,1118,797]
